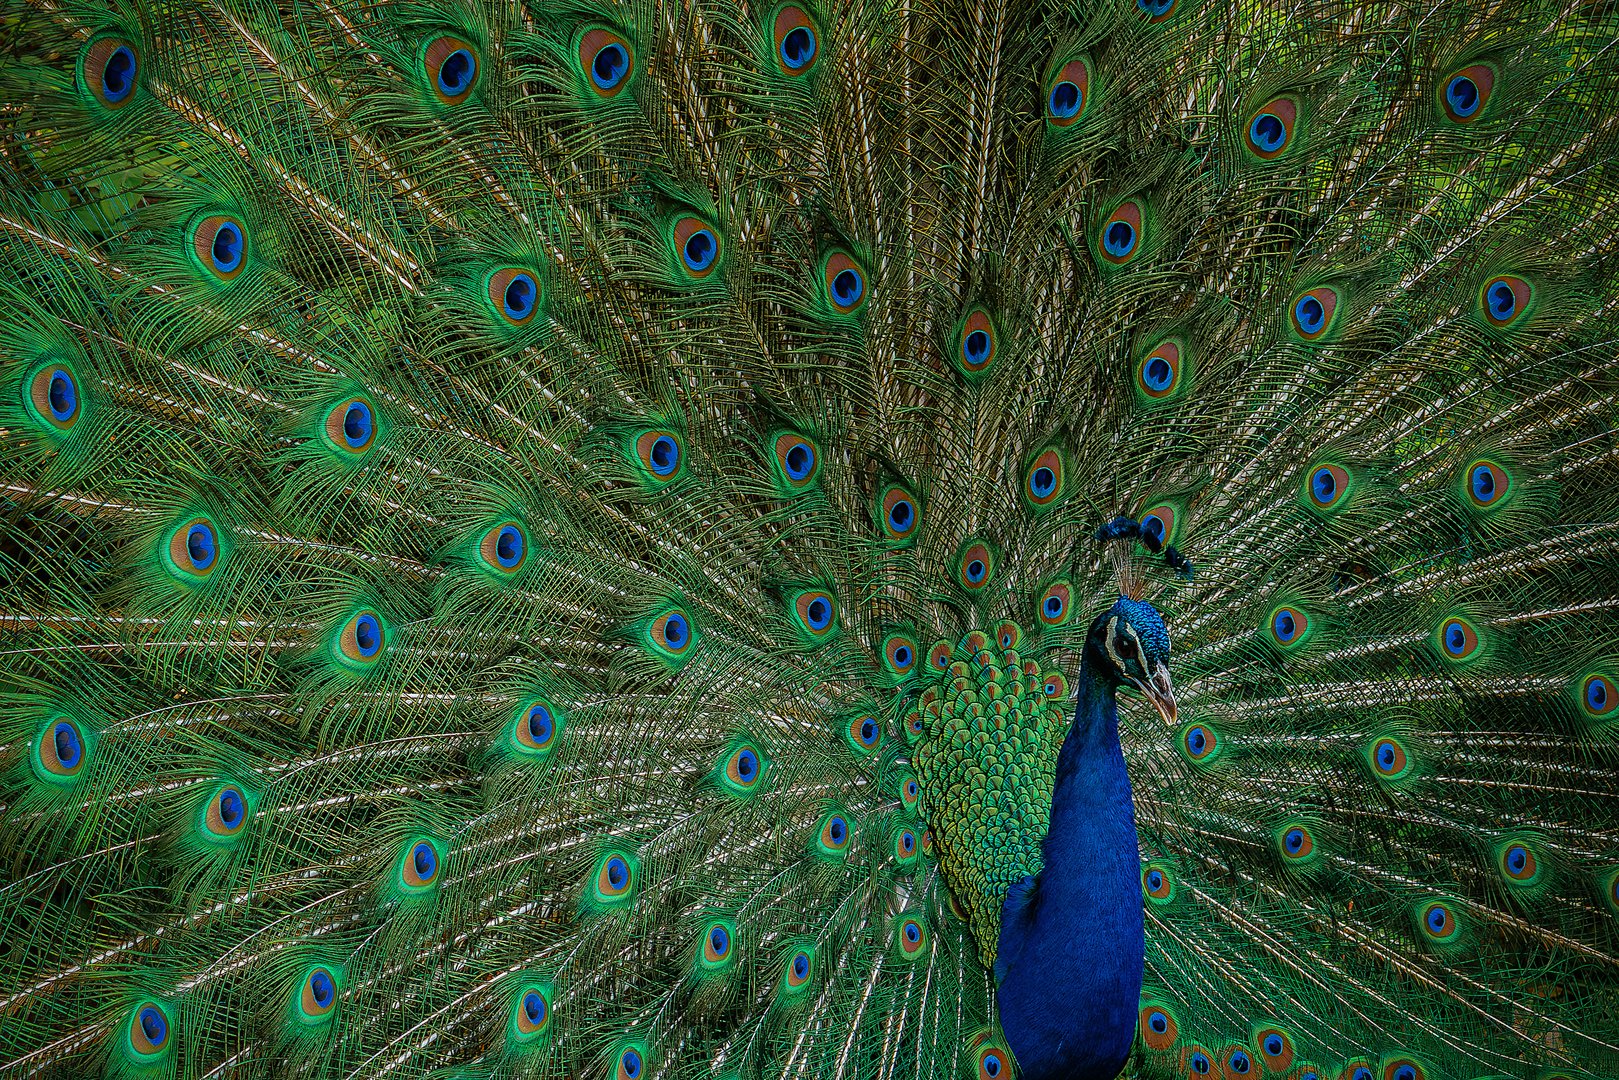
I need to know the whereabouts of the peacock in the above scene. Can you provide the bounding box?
[2,0,1618,1076]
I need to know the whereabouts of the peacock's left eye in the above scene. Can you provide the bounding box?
[1114,633,1138,661]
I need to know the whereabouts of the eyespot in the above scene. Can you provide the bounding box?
[1367,736,1411,781]
[1440,63,1494,123]
[899,774,921,812]
[978,1044,1012,1080]
[894,827,918,865]
[1137,0,1179,23]
[1497,839,1540,884]
[515,700,560,754]
[823,251,867,314]
[27,363,83,432]
[1436,616,1480,661]
[1139,1003,1179,1050]
[1268,606,1308,647]
[957,542,994,590]
[81,36,139,109]
[906,709,925,740]
[1143,863,1175,902]
[1038,580,1073,626]
[579,28,634,97]
[1227,1048,1253,1076]
[996,621,1022,651]
[879,484,920,542]
[480,523,527,573]
[649,609,694,657]
[721,743,765,794]
[1305,463,1350,510]
[1045,57,1091,127]
[1290,286,1339,339]
[634,430,684,482]
[1098,201,1143,265]
[617,1047,643,1080]
[300,966,338,1020]
[338,611,386,665]
[1024,450,1064,508]
[1419,900,1459,942]
[929,641,953,670]
[191,215,248,281]
[401,839,440,889]
[701,920,734,967]
[167,518,221,580]
[673,216,721,278]
[772,5,819,75]
[423,35,478,104]
[326,397,377,454]
[1181,723,1219,763]
[883,633,917,677]
[1254,1027,1292,1071]
[38,718,87,779]
[1346,1062,1375,1080]
[1245,96,1297,158]
[1479,275,1531,328]
[793,590,837,639]
[1137,507,1177,554]
[486,268,540,326]
[958,309,997,374]
[1186,1047,1213,1076]
[1381,1059,1425,1080]
[785,948,812,988]
[1137,341,1182,400]
[847,714,882,753]
[513,985,550,1036]
[1464,459,1511,509]
[772,432,819,488]
[817,812,851,855]
[129,1002,170,1056]
[204,784,248,837]
[1278,824,1315,861]
[1581,673,1617,718]
[894,916,927,957]
[1043,671,1068,698]
[593,851,636,903]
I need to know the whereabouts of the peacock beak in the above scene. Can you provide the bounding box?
[1139,664,1177,727]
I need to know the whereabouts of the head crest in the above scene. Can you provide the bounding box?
[1094,515,1193,599]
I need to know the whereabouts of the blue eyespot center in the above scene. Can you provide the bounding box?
[495,525,524,568]
[212,222,243,273]
[806,597,831,629]
[1471,464,1497,500]
[1030,467,1056,498]
[528,705,553,743]
[1487,280,1515,319]
[662,613,689,648]
[1264,1035,1283,1056]
[860,718,878,744]
[413,842,436,879]
[1229,1050,1251,1074]
[1589,677,1610,711]
[47,370,77,421]
[186,523,217,570]
[888,499,914,532]
[1353,1068,1373,1080]
[1427,905,1448,932]
[354,614,381,656]
[985,1055,1002,1077]
[1139,0,1176,13]
[53,721,82,768]
[310,970,334,1008]
[648,435,680,476]
[793,953,809,977]
[343,402,373,447]
[1445,622,1465,654]
[963,329,991,364]
[1311,467,1336,502]
[784,442,814,479]
[439,48,474,95]
[621,1048,641,1077]
[1186,727,1207,755]
[832,268,863,306]
[1190,1052,1210,1074]
[523,991,544,1022]
[503,273,536,319]
[1149,1010,1168,1033]
[1296,295,1325,334]
[1250,112,1286,151]
[1393,1067,1416,1080]
[710,926,729,954]
[1146,870,1163,890]
[1273,610,1296,641]
[139,1006,166,1045]
[1506,845,1528,872]
[1045,595,1064,616]
[736,748,758,780]
[1447,74,1479,116]
[607,856,628,888]
[1048,80,1081,119]
[683,229,716,271]
[892,645,912,668]
[829,817,846,843]
[103,46,136,101]
[1284,828,1305,853]
[1143,355,1173,390]
[904,921,920,942]
[1103,220,1136,257]
[966,558,986,583]
[900,831,915,853]
[218,788,244,829]
[592,43,629,89]
[1377,741,1397,769]
[781,26,816,70]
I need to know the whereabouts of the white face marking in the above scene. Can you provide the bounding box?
[1103,615,1143,678]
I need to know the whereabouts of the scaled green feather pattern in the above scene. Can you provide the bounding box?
[2,0,1618,1077]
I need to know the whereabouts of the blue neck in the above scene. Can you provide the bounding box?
[994,664,1144,1080]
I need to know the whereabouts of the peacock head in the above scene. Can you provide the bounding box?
[1087,595,1176,726]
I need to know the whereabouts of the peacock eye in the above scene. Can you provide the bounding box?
[1114,633,1138,660]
